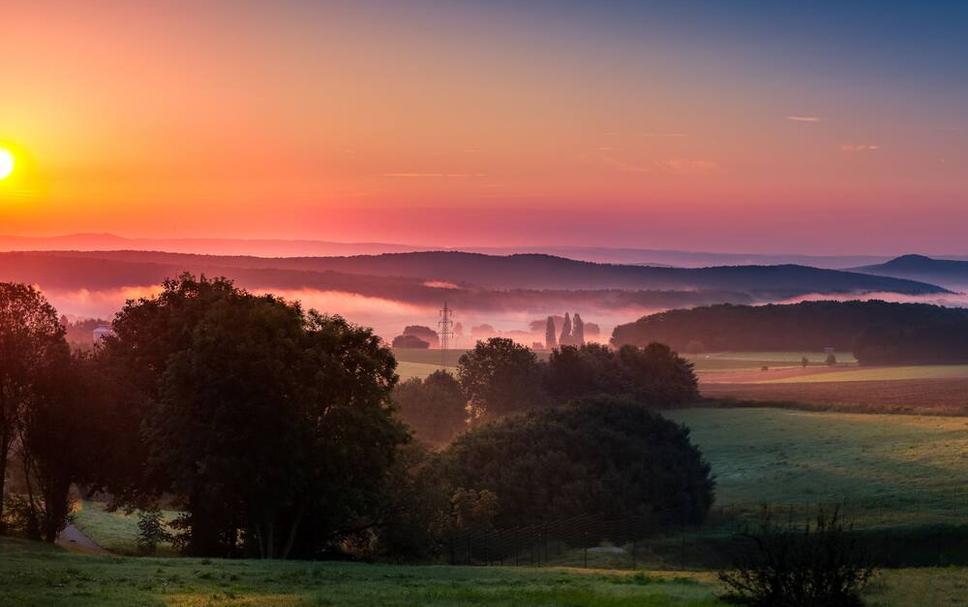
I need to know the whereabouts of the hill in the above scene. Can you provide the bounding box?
[611,300,968,364]
[853,254,968,289]
[2,249,946,295]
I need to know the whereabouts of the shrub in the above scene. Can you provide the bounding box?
[137,509,171,555]
[719,506,875,607]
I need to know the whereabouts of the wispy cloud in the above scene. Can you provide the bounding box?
[599,152,720,175]
[658,158,722,175]
[381,173,485,178]
[642,132,687,138]
[786,115,822,123]
[840,144,880,152]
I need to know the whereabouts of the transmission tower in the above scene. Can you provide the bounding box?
[438,301,454,368]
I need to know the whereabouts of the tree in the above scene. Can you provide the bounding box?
[137,509,172,555]
[559,313,573,347]
[572,313,585,346]
[0,283,69,533]
[97,275,409,558]
[542,343,698,408]
[544,316,557,350]
[826,353,838,366]
[393,370,467,445]
[616,343,699,406]
[15,351,100,542]
[403,326,440,348]
[442,396,714,529]
[392,334,430,349]
[801,357,809,368]
[457,338,546,420]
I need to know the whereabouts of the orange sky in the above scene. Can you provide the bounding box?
[1,2,966,253]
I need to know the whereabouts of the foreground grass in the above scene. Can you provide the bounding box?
[1,538,964,607]
[665,408,968,528]
[0,537,720,607]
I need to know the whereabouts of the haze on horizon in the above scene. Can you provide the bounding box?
[1,1,967,254]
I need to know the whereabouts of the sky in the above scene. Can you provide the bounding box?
[1,1,967,254]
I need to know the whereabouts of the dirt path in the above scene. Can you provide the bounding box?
[56,523,111,555]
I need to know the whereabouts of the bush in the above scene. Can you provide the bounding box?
[719,506,875,607]
[442,396,714,530]
[137,509,172,555]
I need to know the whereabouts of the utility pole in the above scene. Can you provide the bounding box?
[438,302,454,368]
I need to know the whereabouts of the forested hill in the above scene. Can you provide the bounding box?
[0,250,947,296]
[611,300,968,364]
[853,254,968,289]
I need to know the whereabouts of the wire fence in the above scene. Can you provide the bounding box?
[442,501,968,569]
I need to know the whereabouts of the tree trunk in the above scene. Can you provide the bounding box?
[281,504,306,560]
[0,432,8,534]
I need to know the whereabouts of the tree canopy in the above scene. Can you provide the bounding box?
[441,396,714,529]
[0,283,71,533]
[612,300,968,365]
[97,274,409,558]
[393,371,467,445]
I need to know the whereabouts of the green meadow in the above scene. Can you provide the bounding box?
[666,408,968,527]
[761,364,968,383]
[0,536,964,607]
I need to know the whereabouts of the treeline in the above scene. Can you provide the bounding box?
[0,275,711,560]
[395,339,698,444]
[611,300,968,365]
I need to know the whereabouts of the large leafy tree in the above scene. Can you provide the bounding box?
[16,351,101,542]
[457,338,547,420]
[442,396,714,530]
[98,275,408,558]
[393,370,467,445]
[0,283,69,532]
[543,343,698,407]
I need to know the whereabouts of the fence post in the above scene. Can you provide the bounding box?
[631,539,636,569]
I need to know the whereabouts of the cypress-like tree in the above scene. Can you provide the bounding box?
[545,316,557,350]
[559,313,573,347]
[573,313,585,346]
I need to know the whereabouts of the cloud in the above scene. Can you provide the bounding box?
[786,115,822,123]
[658,158,722,175]
[599,153,721,175]
[840,144,880,152]
[381,173,485,178]
[641,132,687,138]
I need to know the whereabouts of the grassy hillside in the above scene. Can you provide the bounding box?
[71,501,179,556]
[0,537,964,606]
[665,408,968,527]
[761,364,968,383]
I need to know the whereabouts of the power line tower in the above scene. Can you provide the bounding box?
[438,301,454,368]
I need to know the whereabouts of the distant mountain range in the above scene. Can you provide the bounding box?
[0,249,947,300]
[4,233,967,269]
[853,254,968,290]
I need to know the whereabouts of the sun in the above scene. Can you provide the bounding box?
[0,148,14,180]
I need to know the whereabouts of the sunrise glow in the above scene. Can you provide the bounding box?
[0,149,13,181]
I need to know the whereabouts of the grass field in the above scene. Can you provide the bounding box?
[665,408,968,527]
[687,351,857,372]
[761,364,968,383]
[0,537,964,607]
[694,351,968,415]
[72,500,179,556]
